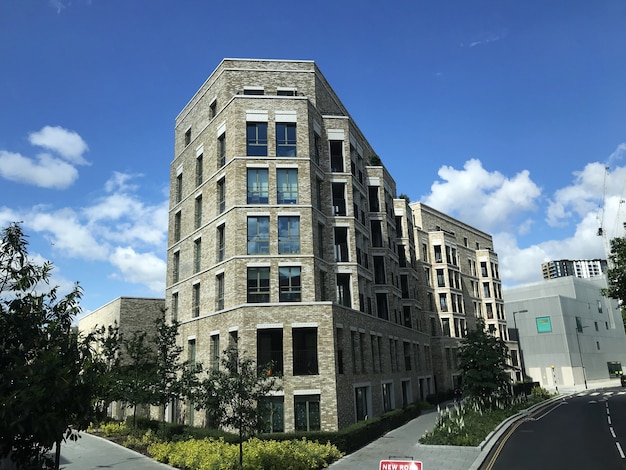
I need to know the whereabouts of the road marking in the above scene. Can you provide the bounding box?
[611,427,616,438]
[608,416,612,425]
[528,401,567,421]
[616,442,625,459]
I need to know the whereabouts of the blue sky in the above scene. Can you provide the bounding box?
[1,0,625,318]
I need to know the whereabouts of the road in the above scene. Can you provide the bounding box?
[481,387,626,470]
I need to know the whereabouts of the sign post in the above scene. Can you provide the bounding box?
[379,460,422,470]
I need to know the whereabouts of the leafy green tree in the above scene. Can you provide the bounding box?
[601,236,626,307]
[120,330,157,426]
[90,322,123,421]
[152,310,193,424]
[0,223,100,469]
[198,346,280,470]
[458,319,511,404]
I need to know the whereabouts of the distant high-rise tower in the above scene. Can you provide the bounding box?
[541,259,607,280]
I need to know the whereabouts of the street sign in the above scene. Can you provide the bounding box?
[379,460,422,470]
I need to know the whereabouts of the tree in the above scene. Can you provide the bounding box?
[91,322,123,421]
[0,223,100,469]
[601,236,626,307]
[152,310,187,424]
[457,319,511,404]
[198,346,280,470]
[120,331,157,426]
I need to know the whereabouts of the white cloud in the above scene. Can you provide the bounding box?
[27,208,109,260]
[422,158,542,233]
[0,126,89,189]
[0,151,79,189]
[29,126,89,164]
[109,246,166,293]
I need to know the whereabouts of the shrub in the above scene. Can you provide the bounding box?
[148,437,343,470]
[101,421,129,437]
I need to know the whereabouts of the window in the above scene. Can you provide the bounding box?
[184,128,191,146]
[175,173,183,203]
[332,183,346,215]
[246,122,268,156]
[171,292,178,322]
[315,178,323,210]
[402,342,411,371]
[276,168,298,204]
[293,328,318,375]
[376,293,388,320]
[334,227,349,262]
[257,328,283,376]
[317,223,325,260]
[211,334,220,371]
[247,168,269,204]
[209,100,216,119]
[434,245,442,263]
[382,382,393,412]
[294,395,320,431]
[483,282,491,298]
[481,261,489,277]
[368,186,380,212]
[218,133,226,167]
[259,397,284,433]
[188,338,196,365]
[247,216,270,254]
[276,123,297,156]
[192,283,200,318]
[195,154,203,186]
[172,251,180,283]
[243,87,264,95]
[194,238,202,273]
[173,211,181,242]
[217,225,225,262]
[277,88,296,96]
[436,269,445,287]
[217,178,225,213]
[194,195,202,229]
[247,267,270,303]
[355,386,370,422]
[374,256,386,284]
[439,293,448,312]
[371,220,383,247]
[337,273,351,307]
[278,216,300,254]
[216,273,224,310]
[330,140,343,172]
[314,132,321,164]
[279,266,301,302]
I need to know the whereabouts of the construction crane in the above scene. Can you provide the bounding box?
[597,165,626,263]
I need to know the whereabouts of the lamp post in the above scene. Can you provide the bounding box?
[512,310,528,382]
[575,321,588,390]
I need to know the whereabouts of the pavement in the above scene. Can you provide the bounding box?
[56,431,176,470]
[328,405,481,470]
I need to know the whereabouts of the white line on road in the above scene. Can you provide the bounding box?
[616,442,625,459]
[611,427,617,438]
[608,415,612,425]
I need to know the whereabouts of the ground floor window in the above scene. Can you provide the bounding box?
[259,396,284,433]
[355,386,370,421]
[294,395,320,431]
[382,382,393,412]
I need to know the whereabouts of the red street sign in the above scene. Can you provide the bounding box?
[379,460,423,470]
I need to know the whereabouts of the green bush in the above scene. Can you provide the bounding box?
[101,421,129,437]
[148,437,343,470]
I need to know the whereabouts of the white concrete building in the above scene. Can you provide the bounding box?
[504,275,626,391]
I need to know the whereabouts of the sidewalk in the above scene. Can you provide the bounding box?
[329,405,481,470]
[57,431,176,470]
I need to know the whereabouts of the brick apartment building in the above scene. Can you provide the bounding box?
[166,58,512,431]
